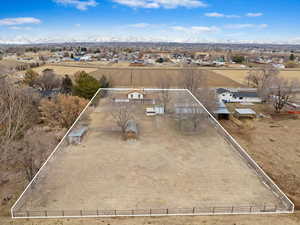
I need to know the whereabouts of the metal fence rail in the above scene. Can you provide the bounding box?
[12,204,287,218]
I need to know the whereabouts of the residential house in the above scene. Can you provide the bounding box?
[217,88,262,103]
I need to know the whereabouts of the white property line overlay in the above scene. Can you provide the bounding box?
[186,89,294,212]
[11,88,104,217]
[11,88,294,218]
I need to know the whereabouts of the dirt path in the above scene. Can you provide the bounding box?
[1,212,300,225]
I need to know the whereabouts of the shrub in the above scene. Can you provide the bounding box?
[39,94,88,128]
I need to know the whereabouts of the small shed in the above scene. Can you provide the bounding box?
[234,108,256,119]
[68,127,88,144]
[125,120,138,139]
[214,101,230,120]
[145,105,165,116]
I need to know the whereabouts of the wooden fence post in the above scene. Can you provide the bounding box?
[150,208,152,216]
[231,206,234,213]
[166,209,168,215]
[193,207,195,214]
[62,210,65,217]
[45,210,47,217]
[212,207,215,214]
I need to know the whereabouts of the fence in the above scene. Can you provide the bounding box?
[11,89,294,219]
[12,204,285,218]
[187,90,295,213]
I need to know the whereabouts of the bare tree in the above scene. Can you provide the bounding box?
[180,65,206,95]
[0,78,38,150]
[196,88,218,114]
[157,76,171,112]
[36,69,61,91]
[246,65,279,101]
[18,128,58,181]
[112,103,133,135]
[176,105,207,133]
[270,78,299,113]
[180,65,217,113]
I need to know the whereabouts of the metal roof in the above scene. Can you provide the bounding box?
[69,127,88,137]
[125,120,138,133]
[235,108,256,115]
[234,91,259,98]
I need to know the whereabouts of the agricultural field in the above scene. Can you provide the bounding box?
[213,69,300,85]
[89,68,243,88]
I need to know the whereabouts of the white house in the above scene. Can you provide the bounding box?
[217,88,262,103]
[127,90,144,100]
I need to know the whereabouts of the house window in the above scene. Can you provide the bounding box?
[131,94,133,98]
[138,94,141,99]
[239,97,243,100]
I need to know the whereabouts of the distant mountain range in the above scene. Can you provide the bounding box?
[1,35,300,46]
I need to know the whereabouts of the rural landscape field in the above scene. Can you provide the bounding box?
[2,0,300,224]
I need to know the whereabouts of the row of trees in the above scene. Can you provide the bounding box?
[1,68,110,182]
[246,65,299,112]
[24,69,110,99]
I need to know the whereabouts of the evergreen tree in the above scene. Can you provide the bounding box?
[289,53,295,61]
[73,71,100,99]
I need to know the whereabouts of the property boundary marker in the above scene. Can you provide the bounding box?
[11,88,294,219]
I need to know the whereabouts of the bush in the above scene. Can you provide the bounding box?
[23,69,39,87]
[39,94,89,128]
[232,55,245,64]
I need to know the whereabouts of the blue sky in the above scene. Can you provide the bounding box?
[1,0,300,44]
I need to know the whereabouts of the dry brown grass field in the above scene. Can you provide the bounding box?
[31,65,98,75]
[89,68,243,88]
[221,104,300,208]
[213,69,300,85]
[17,93,281,213]
[1,213,300,225]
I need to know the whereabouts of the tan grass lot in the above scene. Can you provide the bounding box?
[213,69,300,85]
[32,65,98,75]
[89,68,243,88]
[222,113,300,208]
[2,213,300,225]
[19,95,280,213]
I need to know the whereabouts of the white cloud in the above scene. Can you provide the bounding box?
[54,0,98,10]
[0,17,41,26]
[246,12,263,17]
[9,26,32,30]
[204,12,240,18]
[75,23,81,27]
[128,23,150,28]
[225,24,268,29]
[112,0,207,9]
[171,25,219,33]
